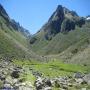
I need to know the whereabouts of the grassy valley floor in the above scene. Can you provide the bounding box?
[1,59,89,90]
[0,59,90,90]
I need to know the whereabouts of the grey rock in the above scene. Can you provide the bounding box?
[75,78,84,84]
[44,86,52,90]
[11,70,20,78]
[35,78,44,90]
[19,86,33,90]
[44,79,52,87]
[62,85,68,90]
[3,83,13,89]
[0,74,6,81]
[83,73,90,85]
[74,72,84,78]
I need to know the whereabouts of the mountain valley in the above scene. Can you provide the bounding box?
[0,4,90,90]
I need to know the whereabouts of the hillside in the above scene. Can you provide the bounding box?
[29,5,90,64]
[0,3,90,90]
[0,4,39,60]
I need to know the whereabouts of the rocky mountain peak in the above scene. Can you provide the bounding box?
[49,5,64,22]
[49,5,78,22]
[39,5,81,39]
[56,5,63,13]
[33,5,85,41]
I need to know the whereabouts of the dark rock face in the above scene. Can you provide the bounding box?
[76,17,85,27]
[31,5,86,43]
[41,5,65,39]
[61,18,75,33]
[48,5,64,33]
[42,5,73,35]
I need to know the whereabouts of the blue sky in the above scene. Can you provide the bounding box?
[0,0,90,34]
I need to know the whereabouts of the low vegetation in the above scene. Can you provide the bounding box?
[12,59,89,78]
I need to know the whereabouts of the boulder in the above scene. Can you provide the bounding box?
[75,78,84,84]
[3,83,13,89]
[0,74,5,81]
[5,76,18,85]
[44,79,52,87]
[54,80,60,88]
[11,70,20,78]
[62,85,68,90]
[74,72,84,78]
[32,71,42,77]
[19,85,33,90]
[83,73,90,85]
[34,77,44,90]
[44,86,52,90]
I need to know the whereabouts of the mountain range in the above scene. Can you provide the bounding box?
[30,5,90,65]
[0,4,90,65]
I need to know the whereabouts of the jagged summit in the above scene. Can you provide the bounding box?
[34,5,85,41]
[56,5,62,9]
[49,5,64,22]
[30,5,88,57]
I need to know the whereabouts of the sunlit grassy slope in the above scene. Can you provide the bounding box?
[30,22,90,64]
[0,15,35,59]
[31,23,90,55]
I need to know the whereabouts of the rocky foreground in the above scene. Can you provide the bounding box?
[0,59,90,90]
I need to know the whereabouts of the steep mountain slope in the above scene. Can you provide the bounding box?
[58,22,90,64]
[29,5,90,64]
[30,5,85,54]
[45,22,90,64]
[0,4,38,59]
